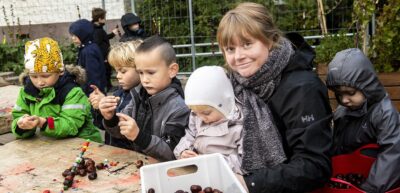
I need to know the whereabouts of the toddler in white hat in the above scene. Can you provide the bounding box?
[174,66,245,175]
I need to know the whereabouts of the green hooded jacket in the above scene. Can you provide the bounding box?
[11,69,102,143]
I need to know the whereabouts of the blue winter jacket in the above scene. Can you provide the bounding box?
[69,19,106,95]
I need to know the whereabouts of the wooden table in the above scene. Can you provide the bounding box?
[0,136,158,193]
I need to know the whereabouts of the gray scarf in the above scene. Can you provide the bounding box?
[230,38,293,171]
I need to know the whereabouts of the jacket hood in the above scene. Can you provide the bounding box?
[284,32,315,72]
[121,13,141,29]
[69,19,94,44]
[326,48,386,106]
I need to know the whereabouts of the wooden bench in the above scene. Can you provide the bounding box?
[319,73,400,111]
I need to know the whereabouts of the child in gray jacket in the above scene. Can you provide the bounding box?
[100,36,190,161]
[327,48,400,193]
[174,66,245,175]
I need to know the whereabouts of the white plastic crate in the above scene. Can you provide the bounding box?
[140,153,247,193]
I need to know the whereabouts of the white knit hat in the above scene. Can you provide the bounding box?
[185,66,235,118]
[24,37,64,73]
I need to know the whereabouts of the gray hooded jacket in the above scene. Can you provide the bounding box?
[104,80,190,162]
[326,48,400,193]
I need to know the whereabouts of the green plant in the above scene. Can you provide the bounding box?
[370,0,400,72]
[60,43,78,65]
[0,41,25,74]
[315,32,355,64]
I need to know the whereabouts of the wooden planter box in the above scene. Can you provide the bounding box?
[317,64,400,111]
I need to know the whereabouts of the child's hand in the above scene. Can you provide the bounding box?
[17,114,40,130]
[116,113,139,141]
[180,150,198,159]
[112,27,119,36]
[99,96,120,120]
[89,85,105,109]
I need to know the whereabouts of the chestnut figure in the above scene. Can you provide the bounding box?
[63,179,73,187]
[65,175,74,181]
[175,190,186,193]
[96,163,105,170]
[212,189,222,193]
[78,169,87,176]
[86,165,96,173]
[135,160,144,169]
[62,169,71,177]
[84,158,95,167]
[147,188,155,193]
[88,172,97,180]
[190,185,202,193]
[203,187,213,193]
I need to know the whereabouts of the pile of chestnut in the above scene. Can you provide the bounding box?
[328,173,366,189]
[147,185,223,193]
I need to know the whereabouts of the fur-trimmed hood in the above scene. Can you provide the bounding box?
[19,65,86,86]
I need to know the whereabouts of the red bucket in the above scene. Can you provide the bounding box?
[313,144,400,193]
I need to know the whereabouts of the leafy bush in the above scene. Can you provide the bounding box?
[315,32,355,64]
[0,41,25,74]
[369,0,400,72]
[0,41,77,75]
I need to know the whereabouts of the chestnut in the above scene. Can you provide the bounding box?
[190,185,202,193]
[88,172,97,180]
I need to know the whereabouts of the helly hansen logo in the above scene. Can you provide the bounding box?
[301,114,315,123]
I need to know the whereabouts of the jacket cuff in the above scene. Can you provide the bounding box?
[104,114,119,127]
[133,130,152,149]
[244,170,265,193]
[15,126,32,136]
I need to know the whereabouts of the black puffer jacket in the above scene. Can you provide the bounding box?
[326,48,400,193]
[244,33,333,193]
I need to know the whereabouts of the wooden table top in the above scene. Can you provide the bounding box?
[0,136,158,193]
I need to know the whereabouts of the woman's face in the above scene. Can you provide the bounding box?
[223,36,271,78]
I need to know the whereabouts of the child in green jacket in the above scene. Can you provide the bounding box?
[11,37,102,143]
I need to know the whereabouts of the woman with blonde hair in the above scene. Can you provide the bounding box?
[217,2,333,192]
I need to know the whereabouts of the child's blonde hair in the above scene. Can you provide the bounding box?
[217,2,282,54]
[188,105,215,112]
[108,40,143,68]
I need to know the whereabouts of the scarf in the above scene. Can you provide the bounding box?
[230,38,294,171]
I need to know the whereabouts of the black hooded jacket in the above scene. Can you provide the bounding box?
[244,33,333,193]
[120,13,146,42]
[92,22,115,59]
[326,48,400,193]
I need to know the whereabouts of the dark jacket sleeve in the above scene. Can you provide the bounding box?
[134,107,190,161]
[107,32,115,40]
[244,74,333,193]
[93,29,108,58]
[360,99,400,193]
[83,48,105,94]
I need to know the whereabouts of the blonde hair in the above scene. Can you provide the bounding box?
[188,105,216,112]
[217,2,282,54]
[108,39,143,68]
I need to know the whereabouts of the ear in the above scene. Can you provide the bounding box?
[168,63,179,78]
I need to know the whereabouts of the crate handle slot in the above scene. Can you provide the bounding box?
[166,164,198,177]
